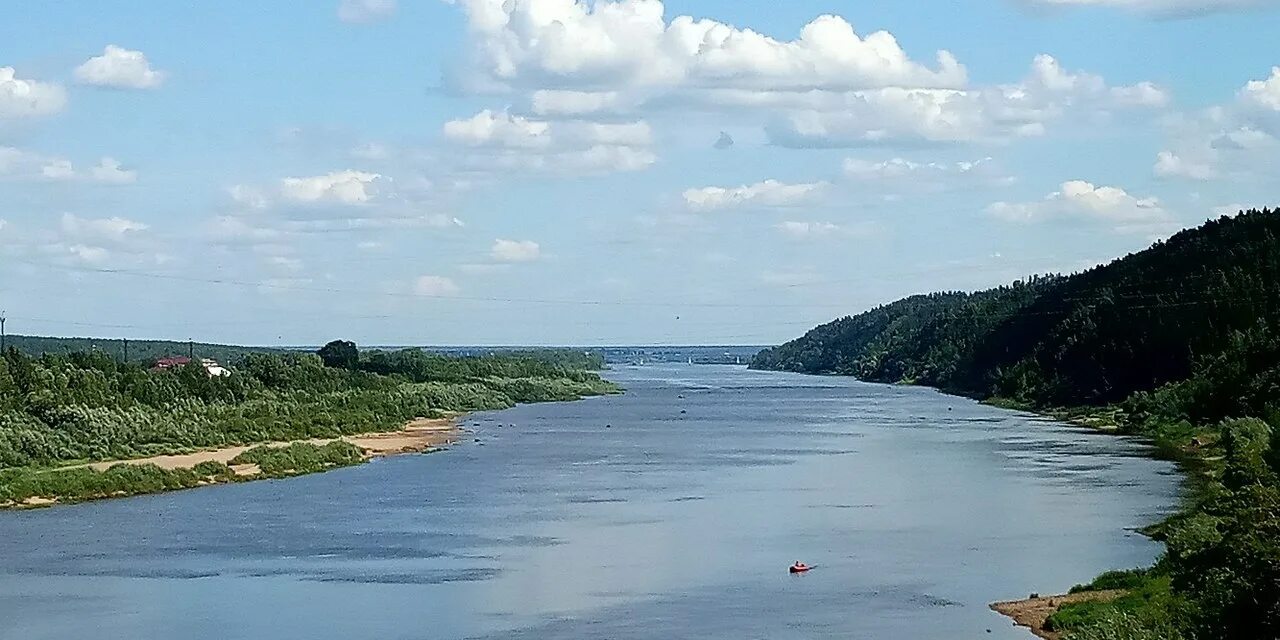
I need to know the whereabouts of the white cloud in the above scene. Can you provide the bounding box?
[338,0,398,23]
[445,110,552,148]
[1154,150,1216,180]
[280,170,384,204]
[1155,67,1280,181]
[88,158,138,184]
[988,181,1170,229]
[444,109,656,174]
[1022,0,1277,16]
[283,214,463,232]
[531,90,625,116]
[413,275,460,296]
[229,184,271,210]
[1240,66,1280,111]
[766,55,1167,147]
[0,149,138,184]
[683,179,825,211]
[446,2,1164,148]
[842,156,1013,189]
[60,213,149,241]
[449,0,966,96]
[0,67,66,118]
[491,238,541,262]
[41,159,76,180]
[74,46,165,90]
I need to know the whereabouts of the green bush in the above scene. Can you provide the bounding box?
[231,441,363,477]
[1070,569,1151,594]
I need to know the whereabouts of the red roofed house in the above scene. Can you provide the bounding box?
[151,356,231,377]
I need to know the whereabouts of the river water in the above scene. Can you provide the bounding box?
[0,365,1180,640]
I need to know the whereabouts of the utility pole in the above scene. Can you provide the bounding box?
[1,312,6,353]
[123,338,129,363]
[188,339,194,359]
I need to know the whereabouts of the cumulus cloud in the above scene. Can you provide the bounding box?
[1241,66,1280,111]
[0,67,66,118]
[987,181,1170,231]
[338,0,398,23]
[683,179,825,211]
[450,0,966,97]
[491,238,541,262]
[1154,150,1216,180]
[444,109,552,148]
[280,170,384,204]
[443,109,656,174]
[413,275,460,296]
[74,46,165,89]
[444,1,1165,150]
[1155,67,1280,181]
[766,55,1167,147]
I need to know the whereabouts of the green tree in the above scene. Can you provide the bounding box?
[318,340,359,369]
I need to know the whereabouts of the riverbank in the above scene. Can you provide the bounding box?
[79,416,461,473]
[991,591,1125,640]
[0,417,462,510]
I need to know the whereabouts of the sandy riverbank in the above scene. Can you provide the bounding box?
[3,417,464,509]
[990,590,1125,640]
[77,417,462,476]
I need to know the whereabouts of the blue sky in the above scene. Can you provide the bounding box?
[1,0,1278,346]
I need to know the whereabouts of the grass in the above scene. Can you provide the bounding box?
[1045,573,1175,633]
[230,441,364,476]
[0,441,369,508]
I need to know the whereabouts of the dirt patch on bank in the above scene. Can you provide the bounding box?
[80,417,461,474]
[990,590,1126,640]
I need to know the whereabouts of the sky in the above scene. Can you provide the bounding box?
[1,0,1278,346]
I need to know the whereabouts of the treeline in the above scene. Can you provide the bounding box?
[1,334,282,364]
[0,342,618,502]
[753,207,1280,639]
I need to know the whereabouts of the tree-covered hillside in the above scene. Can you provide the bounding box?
[754,208,1280,416]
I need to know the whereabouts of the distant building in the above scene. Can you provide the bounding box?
[201,359,232,377]
[151,356,232,377]
[151,356,191,371]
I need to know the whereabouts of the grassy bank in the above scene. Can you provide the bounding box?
[0,344,620,507]
[0,441,374,507]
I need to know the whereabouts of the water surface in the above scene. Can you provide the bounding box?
[0,365,1180,639]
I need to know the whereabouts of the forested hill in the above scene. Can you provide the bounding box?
[752,207,1280,419]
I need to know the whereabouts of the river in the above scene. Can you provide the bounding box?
[0,365,1180,640]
